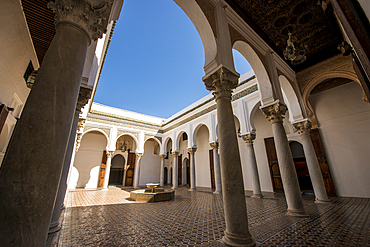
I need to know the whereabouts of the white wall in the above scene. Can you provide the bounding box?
[71,132,107,189]
[195,125,211,189]
[140,139,161,185]
[310,82,370,197]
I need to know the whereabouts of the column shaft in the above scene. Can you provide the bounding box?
[172,152,179,189]
[133,154,142,189]
[159,155,166,186]
[211,143,222,194]
[188,148,196,191]
[0,23,89,246]
[102,151,114,189]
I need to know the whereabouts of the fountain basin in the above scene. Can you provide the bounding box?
[130,189,175,202]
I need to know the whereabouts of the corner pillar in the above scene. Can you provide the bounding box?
[210,142,222,194]
[293,120,330,203]
[0,1,113,245]
[261,101,308,217]
[241,133,262,198]
[204,66,255,246]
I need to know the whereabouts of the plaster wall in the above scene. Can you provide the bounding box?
[195,125,211,189]
[72,132,107,189]
[140,140,161,185]
[310,82,370,197]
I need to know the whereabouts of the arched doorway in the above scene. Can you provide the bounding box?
[109,154,125,186]
[183,157,190,185]
[289,141,313,192]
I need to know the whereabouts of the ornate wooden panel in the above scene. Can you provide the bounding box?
[97,151,107,187]
[310,128,336,196]
[264,137,284,192]
[125,152,136,186]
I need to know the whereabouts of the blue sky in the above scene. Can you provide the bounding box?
[94,0,251,118]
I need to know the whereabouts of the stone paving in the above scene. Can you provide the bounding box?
[47,186,370,246]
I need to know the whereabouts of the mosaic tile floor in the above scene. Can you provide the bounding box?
[47,186,370,246]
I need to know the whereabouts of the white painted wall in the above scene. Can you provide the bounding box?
[310,82,370,198]
[140,139,161,185]
[195,125,211,189]
[71,132,107,189]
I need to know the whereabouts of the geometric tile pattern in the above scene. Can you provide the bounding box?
[48,187,370,246]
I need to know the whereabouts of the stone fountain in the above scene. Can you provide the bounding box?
[129,183,174,202]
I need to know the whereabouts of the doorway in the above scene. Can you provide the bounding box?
[109,154,125,186]
[289,141,313,192]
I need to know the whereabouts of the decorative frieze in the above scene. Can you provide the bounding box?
[87,117,159,133]
[117,130,139,141]
[83,125,110,136]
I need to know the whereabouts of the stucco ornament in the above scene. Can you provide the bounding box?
[76,87,92,111]
[241,132,256,144]
[261,101,287,124]
[209,142,219,149]
[48,0,113,42]
[204,67,239,99]
[187,147,197,154]
[293,120,312,136]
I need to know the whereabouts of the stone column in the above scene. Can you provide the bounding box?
[241,133,263,198]
[204,67,255,246]
[0,1,113,246]
[293,120,330,203]
[172,151,179,189]
[188,148,197,191]
[49,86,92,234]
[210,142,222,194]
[102,151,115,189]
[261,101,308,217]
[159,154,166,186]
[133,153,143,189]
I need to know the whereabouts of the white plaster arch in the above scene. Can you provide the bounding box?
[175,130,189,150]
[173,0,217,72]
[115,133,139,151]
[249,101,262,132]
[233,41,275,105]
[144,137,162,153]
[82,129,109,149]
[233,114,241,134]
[192,122,211,146]
[279,75,304,123]
[163,136,173,153]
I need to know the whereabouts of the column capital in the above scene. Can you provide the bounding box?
[210,142,219,149]
[187,147,197,154]
[106,150,114,158]
[260,101,287,124]
[172,151,180,157]
[160,154,166,159]
[48,0,113,42]
[203,66,239,100]
[241,133,256,144]
[136,153,143,158]
[76,86,92,112]
[293,120,312,135]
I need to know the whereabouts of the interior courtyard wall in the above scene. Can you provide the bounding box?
[71,131,107,189]
[310,81,370,197]
[140,139,161,186]
[194,125,211,189]
[164,139,173,184]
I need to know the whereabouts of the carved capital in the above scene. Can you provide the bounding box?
[293,120,312,136]
[241,133,256,144]
[106,150,114,158]
[203,67,239,100]
[172,151,180,157]
[209,142,219,150]
[136,153,143,161]
[76,86,92,112]
[160,154,166,159]
[187,147,197,154]
[260,101,287,124]
[48,0,113,42]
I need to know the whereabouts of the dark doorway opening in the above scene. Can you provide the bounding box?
[289,141,313,192]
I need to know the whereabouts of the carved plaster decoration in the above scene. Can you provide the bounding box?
[160,154,166,159]
[260,101,287,124]
[136,153,143,161]
[292,120,312,136]
[172,151,180,157]
[75,133,83,152]
[204,67,239,100]
[210,142,219,149]
[48,0,114,42]
[76,86,92,112]
[106,150,114,158]
[77,118,86,133]
[241,133,256,144]
[187,147,197,154]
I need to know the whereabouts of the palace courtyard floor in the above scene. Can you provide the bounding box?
[47,186,370,246]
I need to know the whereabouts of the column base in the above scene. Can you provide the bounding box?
[188,188,196,191]
[251,194,263,198]
[171,187,177,189]
[315,198,331,204]
[48,221,62,234]
[101,188,109,191]
[222,231,256,247]
[286,208,309,217]
[213,190,222,195]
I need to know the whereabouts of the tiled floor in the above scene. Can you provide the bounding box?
[47,186,370,246]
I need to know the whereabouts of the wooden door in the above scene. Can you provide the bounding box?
[97,151,107,187]
[178,154,182,185]
[125,152,136,186]
[310,129,336,196]
[209,149,215,189]
[264,137,284,192]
